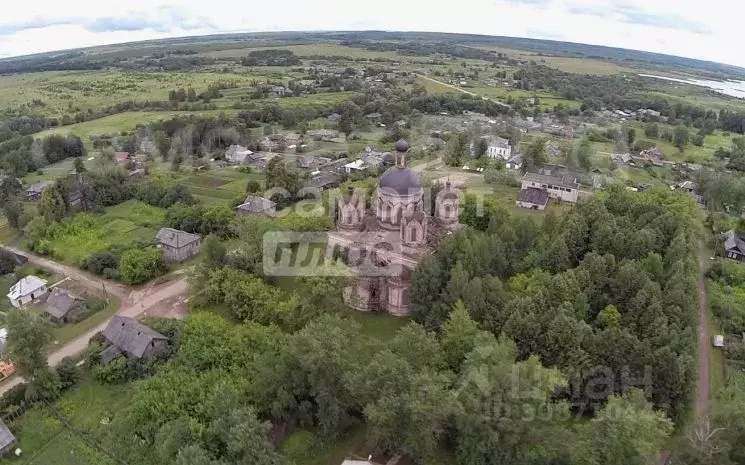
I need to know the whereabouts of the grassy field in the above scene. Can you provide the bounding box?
[0,69,303,119]
[533,56,638,76]
[34,110,241,148]
[7,377,131,465]
[28,200,164,265]
[155,166,263,206]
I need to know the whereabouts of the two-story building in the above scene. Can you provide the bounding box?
[520,172,579,204]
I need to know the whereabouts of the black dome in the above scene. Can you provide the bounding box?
[395,139,409,152]
[379,166,422,195]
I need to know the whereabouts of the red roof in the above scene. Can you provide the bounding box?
[115,152,130,161]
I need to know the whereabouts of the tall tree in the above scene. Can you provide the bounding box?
[584,389,673,465]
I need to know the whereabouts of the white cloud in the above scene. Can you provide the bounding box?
[0,0,741,68]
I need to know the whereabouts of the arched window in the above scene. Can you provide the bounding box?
[386,204,392,222]
[410,226,417,243]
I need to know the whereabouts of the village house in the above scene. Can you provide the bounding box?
[343,159,367,174]
[611,153,632,165]
[100,316,168,363]
[26,180,54,201]
[0,419,16,456]
[235,196,277,216]
[298,155,315,170]
[724,230,745,262]
[225,144,255,164]
[516,187,550,210]
[327,113,341,122]
[44,287,86,324]
[308,129,338,141]
[365,112,382,121]
[305,172,341,191]
[506,154,523,171]
[156,228,202,262]
[7,275,48,308]
[521,172,580,204]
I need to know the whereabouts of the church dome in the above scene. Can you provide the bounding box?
[378,139,422,196]
[379,167,422,195]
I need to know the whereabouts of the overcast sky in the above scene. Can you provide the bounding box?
[0,0,742,68]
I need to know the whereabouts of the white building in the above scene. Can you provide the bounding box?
[343,159,367,174]
[473,135,512,160]
[521,172,579,204]
[7,276,48,308]
[506,154,523,171]
[225,145,254,164]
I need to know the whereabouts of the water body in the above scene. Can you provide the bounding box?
[639,74,745,99]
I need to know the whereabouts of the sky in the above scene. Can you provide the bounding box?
[0,0,742,68]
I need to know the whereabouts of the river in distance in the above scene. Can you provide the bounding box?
[640,74,745,99]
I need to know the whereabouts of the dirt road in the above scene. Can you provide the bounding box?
[0,277,188,396]
[3,246,130,300]
[413,73,512,110]
[695,244,711,418]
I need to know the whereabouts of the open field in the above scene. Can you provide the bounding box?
[28,200,165,266]
[532,56,638,75]
[154,166,264,206]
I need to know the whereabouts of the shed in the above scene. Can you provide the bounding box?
[44,288,86,323]
[0,419,15,455]
[235,196,277,216]
[713,335,724,348]
[516,187,550,211]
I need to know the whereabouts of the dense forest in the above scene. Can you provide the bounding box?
[412,186,699,422]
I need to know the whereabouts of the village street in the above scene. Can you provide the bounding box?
[0,248,189,395]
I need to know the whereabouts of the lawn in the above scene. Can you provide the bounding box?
[27,200,165,265]
[281,427,369,465]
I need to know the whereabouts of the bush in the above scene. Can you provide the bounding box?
[93,357,129,384]
[119,248,168,285]
[0,250,17,276]
[484,168,519,187]
[56,357,80,390]
[246,180,261,193]
[87,251,119,276]
[86,339,105,367]
[0,382,27,413]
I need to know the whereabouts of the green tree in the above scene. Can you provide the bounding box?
[5,311,60,400]
[474,137,488,158]
[454,336,568,465]
[73,156,86,174]
[440,300,482,371]
[576,137,593,171]
[674,125,690,151]
[202,235,227,269]
[119,248,168,285]
[644,122,659,139]
[524,136,548,170]
[584,389,673,465]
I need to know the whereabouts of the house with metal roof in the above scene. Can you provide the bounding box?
[235,196,277,216]
[0,419,16,455]
[521,172,579,204]
[7,276,48,308]
[725,230,745,263]
[44,288,86,324]
[100,316,168,363]
[516,187,550,210]
[156,228,202,262]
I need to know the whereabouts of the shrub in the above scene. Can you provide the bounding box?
[246,180,261,193]
[56,357,80,390]
[93,357,129,384]
[0,250,17,276]
[484,168,519,187]
[119,248,168,285]
[87,251,119,276]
